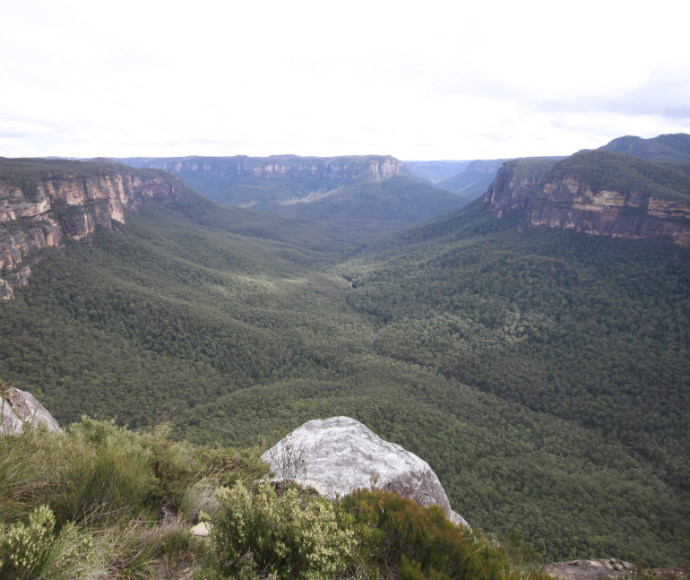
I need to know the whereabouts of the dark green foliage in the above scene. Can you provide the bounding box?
[0,182,688,565]
[599,133,690,163]
[546,150,690,201]
[342,489,551,580]
[340,207,689,564]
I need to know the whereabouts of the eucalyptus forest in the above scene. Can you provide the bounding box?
[0,144,688,578]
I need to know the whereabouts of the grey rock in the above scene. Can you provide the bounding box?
[261,416,470,528]
[190,522,210,537]
[1,385,61,434]
[542,559,636,580]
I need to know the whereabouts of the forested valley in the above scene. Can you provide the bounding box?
[1,180,688,567]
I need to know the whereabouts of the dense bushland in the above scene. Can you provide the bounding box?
[0,192,687,565]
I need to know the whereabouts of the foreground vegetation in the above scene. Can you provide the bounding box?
[0,417,552,580]
[0,187,688,565]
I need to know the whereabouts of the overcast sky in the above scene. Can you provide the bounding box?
[1,0,688,161]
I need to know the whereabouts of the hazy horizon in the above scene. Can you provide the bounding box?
[2,0,688,161]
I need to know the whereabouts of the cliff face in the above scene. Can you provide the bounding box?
[116,154,464,231]
[483,159,555,217]
[529,176,690,246]
[484,152,690,246]
[0,160,184,298]
[126,154,401,182]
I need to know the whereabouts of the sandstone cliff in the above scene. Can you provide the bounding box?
[122,154,402,183]
[0,159,185,298]
[484,151,690,246]
[116,154,464,231]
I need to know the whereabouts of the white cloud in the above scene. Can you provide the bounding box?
[1,0,688,160]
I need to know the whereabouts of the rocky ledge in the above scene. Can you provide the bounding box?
[484,151,690,246]
[0,159,184,298]
[543,559,690,580]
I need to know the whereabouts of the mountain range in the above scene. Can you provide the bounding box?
[117,154,467,232]
[0,134,688,566]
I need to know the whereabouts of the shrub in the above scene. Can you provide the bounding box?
[211,481,356,580]
[0,504,94,580]
[49,418,158,526]
[341,489,549,580]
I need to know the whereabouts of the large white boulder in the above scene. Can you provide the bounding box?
[262,416,469,528]
[1,385,61,434]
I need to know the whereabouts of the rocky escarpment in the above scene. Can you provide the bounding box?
[116,154,463,231]
[122,154,401,184]
[484,150,690,246]
[262,416,470,528]
[0,158,185,298]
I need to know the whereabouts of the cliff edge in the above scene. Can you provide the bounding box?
[0,158,185,298]
[484,150,690,246]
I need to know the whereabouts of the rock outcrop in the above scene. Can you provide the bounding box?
[0,384,61,434]
[484,151,690,246]
[261,416,470,528]
[0,159,185,298]
[542,559,636,580]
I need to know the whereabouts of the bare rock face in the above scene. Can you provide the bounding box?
[130,155,401,183]
[0,385,61,434]
[261,416,470,528]
[544,559,690,580]
[0,159,185,298]
[484,152,690,246]
[542,559,637,580]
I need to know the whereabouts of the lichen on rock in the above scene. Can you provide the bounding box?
[262,416,470,528]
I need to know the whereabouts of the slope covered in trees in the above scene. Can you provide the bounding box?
[0,175,688,566]
[599,133,690,162]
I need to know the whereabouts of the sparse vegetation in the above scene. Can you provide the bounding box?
[1,416,552,580]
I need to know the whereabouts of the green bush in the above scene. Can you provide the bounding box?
[211,481,356,580]
[49,418,158,525]
[0,504,93,580]
[342,489,550,580]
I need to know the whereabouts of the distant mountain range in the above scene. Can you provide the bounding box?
[117,154,466,233]
[402,160,471,182]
